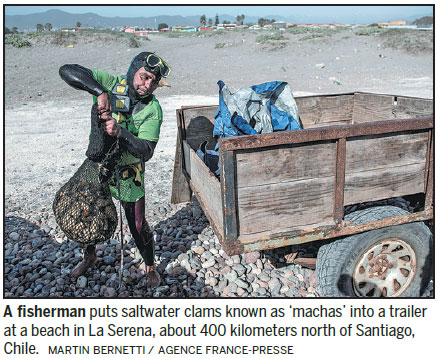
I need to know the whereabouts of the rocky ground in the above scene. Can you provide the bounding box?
[4,196,434,298]
[4,28,434,298]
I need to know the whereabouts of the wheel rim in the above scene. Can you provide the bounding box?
[352,239,416,297]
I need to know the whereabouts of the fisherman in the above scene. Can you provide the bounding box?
[59,51,171,288]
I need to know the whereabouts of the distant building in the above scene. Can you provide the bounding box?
[272,21,286,29]
[124,27,136,33]
[199,27,215,31]
[76,26,93,31]
[172,26,196,32]
[134,31,148,36]
[378,20,406,28]
[293,23,342,29]
[217,23,237,29]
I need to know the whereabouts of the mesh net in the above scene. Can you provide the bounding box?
[52,159,118,244]
[52,103,121,244]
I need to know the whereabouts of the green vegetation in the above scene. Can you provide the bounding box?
[287,26,348,41]
[6,29,150,47]
[380,28,433,54]
[215,42,226,48]
[354,27,386,36]
[287,26,348,36]
[5,34,31,48]
[128,36,141,48]
[256,32,286,43]
[299,33,324,41]
[286,26,314,35]
[50,32,77,46]
[163,29,225,38]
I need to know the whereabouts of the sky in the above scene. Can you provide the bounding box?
[4,4,434,21]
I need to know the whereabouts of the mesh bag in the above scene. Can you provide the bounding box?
[52,159,118,244]
[52,103,121,244]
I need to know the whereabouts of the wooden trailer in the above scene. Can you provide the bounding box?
[171,92,434,297]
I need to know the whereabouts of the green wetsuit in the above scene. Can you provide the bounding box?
[91,69,163,202]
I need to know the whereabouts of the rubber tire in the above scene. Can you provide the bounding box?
[316,205,433,297]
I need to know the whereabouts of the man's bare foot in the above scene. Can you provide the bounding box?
[145,265,161,289]
[71,246,97,279]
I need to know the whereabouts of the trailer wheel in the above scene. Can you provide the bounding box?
[316,206,433,297]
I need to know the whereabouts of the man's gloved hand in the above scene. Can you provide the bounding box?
[97,92,112,118]
[104,118,121,137]
[97,92,120,137]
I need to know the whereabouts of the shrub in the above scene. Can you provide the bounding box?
[355,27,385,36]
[51,32,77,46]
[128,36,141,48]
[380,29,433,54]
[256,32,285,43]
[5,34,31,48]
[299,33,324,41]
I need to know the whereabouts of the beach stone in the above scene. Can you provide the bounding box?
[268,277,281,295]
[256,287,268,296]
[193,246,205,255]
[235,279,249,289]
[9,232,20,240]
[233,264,246,276]
[298,289,308,297]
[177,253,189,262]
[257,280,269,290]
[105,287,117,297]
[207,277,218,287]
[223,282,237,296]
[103,256,116,265]
[244,251,260,264]
[258,272,270,282]
[285,287,300,297]
[202,258,216,269]
[231,255,241,264]
[224,269,238,281]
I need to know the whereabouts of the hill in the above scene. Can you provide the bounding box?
[5,9,282,31]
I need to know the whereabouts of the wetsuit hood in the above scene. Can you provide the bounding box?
[126,51,161,101]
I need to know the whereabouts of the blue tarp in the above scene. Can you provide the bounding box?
[213,80,301,142]
[197,80,302,177]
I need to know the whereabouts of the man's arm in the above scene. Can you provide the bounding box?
[59,64,106,97]
[104,121,156,162]
[59,64,111,119]
[118,128,157,162]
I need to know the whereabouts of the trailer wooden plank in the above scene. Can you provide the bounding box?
[393,97,433,118]
[353,93,394,123]
[344,162,426,205]
[187,145,224,233]
[235,141,337,188]
[170,128,192,204]
[295,95,353,128]
[220,150,239,243]
[346,131,428,172]
[182,141,192,177]
[237,176,335,235]
[238,209,433,253]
